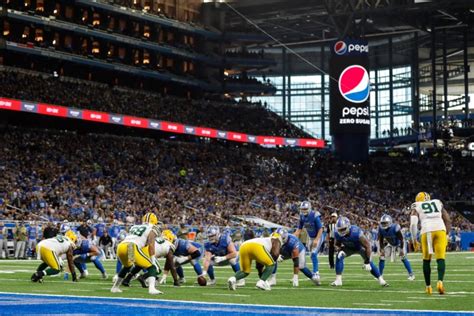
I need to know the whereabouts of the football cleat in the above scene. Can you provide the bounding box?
[236,279,246,287]
[137,275,148,288]
[426,285,433,295]
[112,274,118,283]
[207,278,217,286]
[110,287,122,293]
[256,280,271,291]
[408,274,415,281]
[437,281,445,295]
[102,272,108,280]
[31,272,44,283]
[330,280,342,287]
[227,277,237,291]
[148,288,163,295]
[178,277,186,284]
[267,274,277,286]
[311,272,321,286]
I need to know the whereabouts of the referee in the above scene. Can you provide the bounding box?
[326,213,338,269]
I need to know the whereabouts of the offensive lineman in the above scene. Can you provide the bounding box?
[111,213,162,294]
[228,231,283,291]
[410,192,451,295]
[378,214,414,280]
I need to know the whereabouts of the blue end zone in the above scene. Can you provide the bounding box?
[0,292,473,316]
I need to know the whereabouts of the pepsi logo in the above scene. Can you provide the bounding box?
[218,132,226,138]
[69,110,80,117]
[248,136,256,142]
[111,116,122,123]
[338,65,370,104]
[185,127,194,133]
[334,41,347,55]
[150,122,159,128]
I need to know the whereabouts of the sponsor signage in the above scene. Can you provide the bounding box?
[330,38,371,134]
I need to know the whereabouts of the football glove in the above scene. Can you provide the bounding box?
[214,256,226,264]
[277,255,284,263]
[337,251,346,260]
[292,274,299,287]
[175,256,188,265]
[363,263,372,271]
[159,274,168,284]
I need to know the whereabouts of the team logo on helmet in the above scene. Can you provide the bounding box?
[334,41,347,55]
[338,65,370,104]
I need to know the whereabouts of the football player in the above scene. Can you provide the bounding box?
[73,236,108,279]
[31,230,78,283]
[202,226,243,286]
[166,237,204,284]
[410,192,451,295]
[331,217,388,287]
[123,229,180,287]
[111,212,162,295]
[378,214,414,280]
[294,201,323,284]
[271,228,318,287]
[227,231,283,291]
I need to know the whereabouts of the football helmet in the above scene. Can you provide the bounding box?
[275,228,289,244]
[380,214,393,230]
[299,201,311,215]
[142,212,158,225]
[415,192,431,202]
[162,229,176,244]
[336,217,351,236]
[206,226,220,243]
[65,230,78,244]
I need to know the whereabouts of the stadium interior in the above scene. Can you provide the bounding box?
[0,0,473,315]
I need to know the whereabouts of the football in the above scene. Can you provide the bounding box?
[197,276,207,286]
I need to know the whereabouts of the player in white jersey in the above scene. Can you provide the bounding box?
[31,230,78,283]
[227,232,283,291]
[122,229,180,287]
[111,213,162,295]
[410,192,451,295]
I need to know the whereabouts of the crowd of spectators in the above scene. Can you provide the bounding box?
[0,69,309,137]
[0,125,472,234]
[225,50,266,60]
[0,68,308,138]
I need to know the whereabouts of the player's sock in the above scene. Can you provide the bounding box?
[423,260,431,286]
[37,263,48,271]
[74,261,84,273]
[369,262,381,278]
[231,263,240,273]
[335,256,344,274]
[260,264,274,281]
[116,260,122,274]
[310,251,319,273]
[301,267,313,279]
[81,262,87,272]
[45,268,60,276]
[402,258,413,275]
[272,264,278,274]
[192,262,203,276]
[147,265,158,278]
[176,266,184,279]
[208,265,215,280]
[93,258,106,274]
[235,271,249,281]
[118,266,132,278]
[379,259,385,275]
[436,259,445,281]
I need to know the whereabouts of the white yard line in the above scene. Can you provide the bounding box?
[202,293,250,297]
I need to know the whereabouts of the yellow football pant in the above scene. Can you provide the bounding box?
[239,242,275,274]
[117,242,153,269]
[38,246,61,271]
[421,230,447,260]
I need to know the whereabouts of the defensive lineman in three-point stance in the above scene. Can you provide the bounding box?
[410,192,451,295]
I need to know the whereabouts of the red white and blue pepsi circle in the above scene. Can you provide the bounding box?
[338,65,370,104]
[334,41,347,55]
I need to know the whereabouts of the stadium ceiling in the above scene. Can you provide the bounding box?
[224,0,474,49]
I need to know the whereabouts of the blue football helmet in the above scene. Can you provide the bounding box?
[275,228,289,244]
[380,214,393,230]
[206,226,221,243]
[299,201,311,215]
[336,217,351,236]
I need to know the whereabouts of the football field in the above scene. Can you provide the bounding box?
[0,252,473,315]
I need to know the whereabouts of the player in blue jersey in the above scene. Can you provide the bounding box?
[378,214,415,280]
[271,228,319,287]
[72,237,108,279]
[294,201,323,285]
[202,226,243,286]
[161,238,203,284]
[95,219,106,240]
[332,217,388,287]
[108,220,121,259]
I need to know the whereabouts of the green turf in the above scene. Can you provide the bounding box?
[0,252,473,311]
